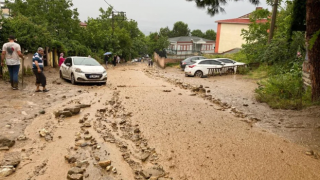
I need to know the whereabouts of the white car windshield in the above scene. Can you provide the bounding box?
[73,58,100,66]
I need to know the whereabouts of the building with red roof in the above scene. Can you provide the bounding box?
[215,7,268,53]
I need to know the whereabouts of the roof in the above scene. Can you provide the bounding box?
[215,7,268,25]
[168,36,215,43]
[80,22,87,27]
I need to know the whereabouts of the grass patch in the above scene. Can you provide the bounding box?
[245,65,269,80]
[255,71,307,110]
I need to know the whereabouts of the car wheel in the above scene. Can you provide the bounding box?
[194,70,203,78]
[227,69,235,74]
[59,71,63,79]
[71,74,77,85]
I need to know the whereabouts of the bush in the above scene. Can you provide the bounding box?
[255,62,306,109]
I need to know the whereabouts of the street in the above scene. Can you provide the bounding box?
[0,63,320,180]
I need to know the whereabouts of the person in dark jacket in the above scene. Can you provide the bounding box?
[113,55,117,67]
[104,55,109,68]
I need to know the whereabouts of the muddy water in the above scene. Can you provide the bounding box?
[1,64,320,180]
[156,66,320,152]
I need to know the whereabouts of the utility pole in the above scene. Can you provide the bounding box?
[111,11,126,52]
[268,0,279,44]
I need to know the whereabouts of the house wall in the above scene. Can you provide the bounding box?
[217,23,249,53]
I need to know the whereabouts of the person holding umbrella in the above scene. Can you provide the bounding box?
[104,52,111,68]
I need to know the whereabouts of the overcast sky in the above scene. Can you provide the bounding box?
[72,0,270,35]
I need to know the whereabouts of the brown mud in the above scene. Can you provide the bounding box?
[0,63,320,180]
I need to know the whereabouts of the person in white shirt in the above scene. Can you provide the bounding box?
[1,35,24,90]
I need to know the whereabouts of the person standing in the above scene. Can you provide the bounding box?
[113,55,117,67]
[59,53,65,67]
[104,55,109,68]
[117,55,120,64]
[1,35,24,90]
[32,47,49,92]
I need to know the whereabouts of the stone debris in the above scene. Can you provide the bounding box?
[17,135,27,141]
[98,160,111,168]
[0,135,15,148]
[0,166,15,177]
[39,129,49,137]
[67,173,83,180]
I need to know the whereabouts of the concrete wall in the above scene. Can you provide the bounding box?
[218,23,249,53]
[153,52,165,68]
[154,52,182,68]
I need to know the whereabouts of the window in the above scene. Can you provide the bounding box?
[210,60,223,65]
[73,57,100,66]
[199,60,211,65]
[64,58,72,65]
[219,59,234,63]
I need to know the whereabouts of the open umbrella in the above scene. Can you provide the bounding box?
[104,52,112,55]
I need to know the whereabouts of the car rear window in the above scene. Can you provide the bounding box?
[73,58,101,66]
[219,59,234,63]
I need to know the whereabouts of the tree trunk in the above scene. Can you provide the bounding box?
[307,0,320,101]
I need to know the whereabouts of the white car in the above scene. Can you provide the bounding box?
[60,56,107,85]
[184,59,225,77]
[215,58,246,73]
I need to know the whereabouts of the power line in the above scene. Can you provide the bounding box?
[103,0,117,11]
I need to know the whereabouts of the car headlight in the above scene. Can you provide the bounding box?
[75,68,84,73]
[103,70,107,73]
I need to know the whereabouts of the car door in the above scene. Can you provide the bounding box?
[63,58,72,79]
[198,60,212,75]
[66,58,74,79]
[61,58,69,78]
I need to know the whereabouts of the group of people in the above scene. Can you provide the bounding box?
[1,35,48,92]
[104,54,120,68]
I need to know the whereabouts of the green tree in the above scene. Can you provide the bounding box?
[204,29,216,40]
[159,27,173,38]
[191,29,205,38]
[171,21,190,37]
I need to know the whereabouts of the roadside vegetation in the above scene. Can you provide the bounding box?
[0,0,152,62]
[206,3,316,109]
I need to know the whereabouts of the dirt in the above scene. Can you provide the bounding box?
[0,63,320,180]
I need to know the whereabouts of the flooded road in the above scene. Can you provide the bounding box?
[0,63,320,180]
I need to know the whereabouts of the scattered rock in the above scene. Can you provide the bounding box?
[243,104,249,107]
[39,110,46,114]
[140,167,165,179]
[0,166,15,177]
[112,167,117,174]
[190,94,196,96]
[0,136,15,148]
[68,167,85,175]
[67,173,83,180]
[39,129,49,137]
[17,135,27,141]
[134,128,141,133]
[65,155,78,164]
[163,90,171,92]
[76,104,91,108]
[106,165,113,171]
[98,160,111,168]
[1,152,21,167]
[140,151,151,162]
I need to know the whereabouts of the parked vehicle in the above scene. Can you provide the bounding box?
[215,58,245,66]
[60,56,107,85]
[215,58,246,73]
[180,56,205,70]
[184,59,226,77]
